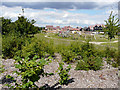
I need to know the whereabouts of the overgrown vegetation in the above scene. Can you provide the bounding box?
[5,55,53,88]
[21,37,55,58]
[75,56,103,71]
[1,10,119,88]
[56,62,71,85]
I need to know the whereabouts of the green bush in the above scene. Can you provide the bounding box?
[56,62,71,85]
[75,59,89,71]
[105,57,112,64]
[61,49,77,64]
[105,57,119,68]
[113,52,119,66]
[112,62,118,68]
[59,41,99,64]
[59,41,82,64]
[103,46,116,58]
[80,41,96,58]
[75,55,103,71]
[0,63,5,74]
[2,32,26,58]
[5,55,53,88]
[21,37,54,58]
[88,56,103,70]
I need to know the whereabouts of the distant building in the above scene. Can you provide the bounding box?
[56,26,61,30]
[93,25,102,31]
[80,28,83,31]
[46,25,53,30]
[89,24,105,31]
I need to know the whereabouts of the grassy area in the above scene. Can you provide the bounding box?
[101,42,118,49]
[46,33,118,42]
[91,35,118,42]
[34,33,118,56]
[34,33,84,50]
[35,33,118,50]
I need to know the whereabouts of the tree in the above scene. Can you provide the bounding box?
[1,17,12,35]
[13,16,38,36]
[2,16,38,37]
[104,11,120,41]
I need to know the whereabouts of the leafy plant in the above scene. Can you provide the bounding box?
[2,32,26,58]
[2,15,40,58]
[88,56,103,71]
[80,41,96,58]
[5,55,53,88]
[75,55,103,71]
[59,41,82,64]
[1,17,12,35]
[56,62,71,85]
[0,63,5,74]
[104,46,116,58]
[75,59,89,71]
[105,57,119,68]
[21,37,54,58]
[61,49,77,64]
[111,62,118,68]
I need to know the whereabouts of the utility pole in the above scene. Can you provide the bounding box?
[22,8,24,16]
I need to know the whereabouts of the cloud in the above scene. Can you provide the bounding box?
[63,13,68,18]
[1,3,117,27]
[2,2,118,10]
[2,0,120,2]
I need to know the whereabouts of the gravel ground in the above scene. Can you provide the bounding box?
[0,53,119,88]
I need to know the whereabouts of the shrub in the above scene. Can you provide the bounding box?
[21,37,54,58]
[113,52,119,66]
[5,55,53,88]
[105,56,119,68]
[105,57,112,64]
[112,62,118,68]
[80,41,96,58]
[61,49,77,64]
[75,55,103,71]
[0,63,5,74]
[104,46,116,58]
[88,56,103,71]
[56,62,71,85]
[2,32,26,58]
[59,41,82,64]
[75,59,89,71]
[69,42,82,55]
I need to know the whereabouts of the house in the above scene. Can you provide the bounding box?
[56,26,61,30]
[80,28,83,31]
[88,24,105,31]
[46,25,53,31]
[88,25,95,31]
[93,24,105,31]
[71,28,80,31]
[83,27,90,31]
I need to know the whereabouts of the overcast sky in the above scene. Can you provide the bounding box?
[1,0,119,27]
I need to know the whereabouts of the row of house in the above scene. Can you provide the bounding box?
[45,25,80,31]
[44,24,106,33]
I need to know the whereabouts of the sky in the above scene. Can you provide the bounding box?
[1,0,119,28]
